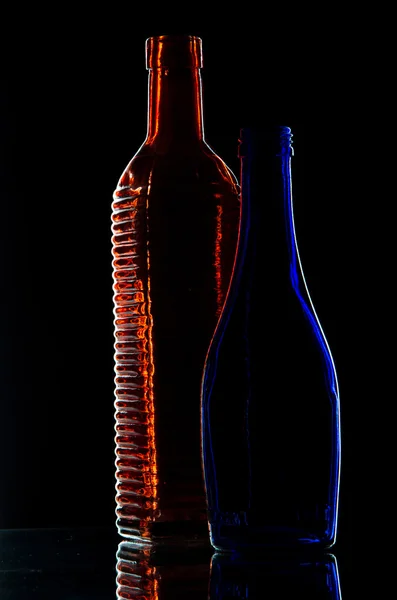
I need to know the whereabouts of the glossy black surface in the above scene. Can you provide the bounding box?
[0,528,119,598]
[0,528,346,598]
[210,551,341,599]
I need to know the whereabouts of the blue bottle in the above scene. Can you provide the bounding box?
[201,126,341,551]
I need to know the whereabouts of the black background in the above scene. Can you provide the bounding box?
[1,14,352,595]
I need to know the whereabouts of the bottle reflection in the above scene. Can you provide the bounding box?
[116,541,212,599]
[116,541,342,600]
[209,552,342,600]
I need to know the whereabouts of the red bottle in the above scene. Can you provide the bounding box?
[111,35,240,545]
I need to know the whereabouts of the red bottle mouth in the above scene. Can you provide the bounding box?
[146,35,203,69]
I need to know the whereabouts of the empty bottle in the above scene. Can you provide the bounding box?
[201,126,341,550]
[111,35,240,544]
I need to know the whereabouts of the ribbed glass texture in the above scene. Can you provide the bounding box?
[111,35,240,545]
[116,541,211,599]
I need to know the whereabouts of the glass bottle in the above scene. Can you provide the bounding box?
[111,35,240,545]
[201,126,341,550]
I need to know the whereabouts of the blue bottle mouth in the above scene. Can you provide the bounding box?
[238,126,293,157]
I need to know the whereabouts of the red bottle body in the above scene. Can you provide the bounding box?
[111,36,240,543]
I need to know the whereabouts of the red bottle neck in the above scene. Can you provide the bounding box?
[145,36,204,149]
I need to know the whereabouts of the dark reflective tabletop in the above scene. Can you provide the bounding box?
[0,527,348,598]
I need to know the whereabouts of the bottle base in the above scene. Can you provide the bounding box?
[209,523,335,553]
[117,517,211,549]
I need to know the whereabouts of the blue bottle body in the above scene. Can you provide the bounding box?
[201,126,341,551]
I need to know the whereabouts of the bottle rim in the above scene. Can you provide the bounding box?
[146,35,203,69]
[238,126,293,157]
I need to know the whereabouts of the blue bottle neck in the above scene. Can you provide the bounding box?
[235,127,338,400]
[238,127,297,287]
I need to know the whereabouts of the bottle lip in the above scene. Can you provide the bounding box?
[239,125,292,139]
[238,126,293,157]
[146,34,203,69]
